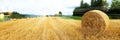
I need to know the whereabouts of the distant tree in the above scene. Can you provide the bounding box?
[90,0,108,12]
[80,0,90,8]
[54,11,62,17]
[91,0,101,7]
[9,11,26,19]
[111,0,120,8]
[106,0,120,19]
[102,0,109,7]
[73,7,81,16]
[73,0,90,16]
[59,11,62,15]
[82,3,90,8]
[91,0,108,7]
[80,0,84,8]
[107,0,120,14]
[59,11,62,16]
[73,0,108,16]
[102,0,109,12]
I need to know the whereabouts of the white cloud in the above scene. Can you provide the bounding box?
[0,0,81,15]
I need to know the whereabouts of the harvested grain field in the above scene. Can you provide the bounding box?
[0,17,120,40]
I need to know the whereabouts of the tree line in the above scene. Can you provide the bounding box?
[73,0,120,18]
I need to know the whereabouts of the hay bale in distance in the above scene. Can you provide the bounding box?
[81,10,109,36]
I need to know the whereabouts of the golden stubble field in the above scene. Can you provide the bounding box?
[0,17,120,40]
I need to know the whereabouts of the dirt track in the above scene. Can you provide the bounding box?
[0,17,82,40]
[0,17,120,40]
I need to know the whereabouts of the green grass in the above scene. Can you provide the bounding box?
[61,16,82,20]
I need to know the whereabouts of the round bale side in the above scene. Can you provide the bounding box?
[81,10,109,36]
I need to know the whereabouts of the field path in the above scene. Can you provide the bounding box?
[0,17,82,40]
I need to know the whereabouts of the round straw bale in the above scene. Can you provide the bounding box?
[81,10,109,36]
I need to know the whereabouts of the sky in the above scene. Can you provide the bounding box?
[0,0,112,15]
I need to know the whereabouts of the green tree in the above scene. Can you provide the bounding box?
[59,11,62,16]
[91,0,108,7]
[111,0,120,8]
[80,0,89,8]
[73,0,109,16]
[82,3,89,8]
[73,0,90,16]
[107,0,120,19]
[9,11,26,19]
[90,0,108,12]
[102,0,108,7]
[59,11,62,15]
[80,0,84,8]
[91,0,106,7]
